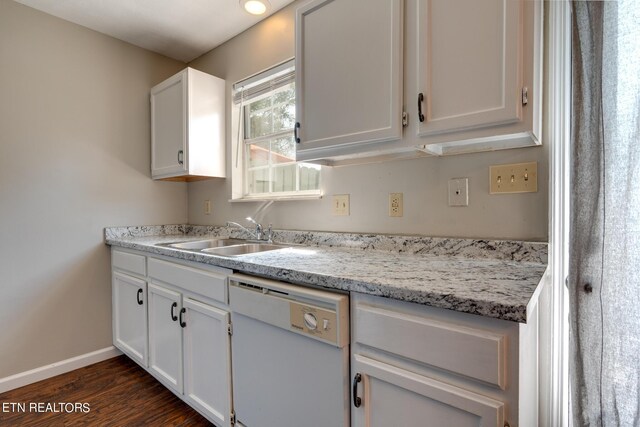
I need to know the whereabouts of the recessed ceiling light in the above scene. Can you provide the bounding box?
[240,0,271,15]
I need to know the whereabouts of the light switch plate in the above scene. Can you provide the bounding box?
[389,193,403,217]
[448,178,469,207]
[490,162,538,194]
[332,194,350,216]
[204,200,211,215]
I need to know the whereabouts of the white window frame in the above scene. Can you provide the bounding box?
[230,59,322,202]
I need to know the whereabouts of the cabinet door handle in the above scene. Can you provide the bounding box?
[179,308,187,328]
[177,149,184,165]
[352,373,362,408]
[171,302,178,321]
[294,122,301,144]
[418,93,425,122]
[136,289,143,305]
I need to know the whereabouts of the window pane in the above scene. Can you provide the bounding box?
[299,163,321,191]
[273,84,294,104]
[247,168,270,194]
[273,102,296,132]
[272,164,297,193]
[247,141,270,168]
[249,97,271,113]
[248,110,273,139]
[270,136,296,164]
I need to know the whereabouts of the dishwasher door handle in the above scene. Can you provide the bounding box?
[352,373,362,407]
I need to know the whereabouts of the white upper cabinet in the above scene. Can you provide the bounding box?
[416,0,521,137]
[295,0,543,164]
[412,0,543,155]
[295,0,404,162]
[151,68,226,180]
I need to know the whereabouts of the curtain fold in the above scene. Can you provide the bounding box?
[570,1,640,425]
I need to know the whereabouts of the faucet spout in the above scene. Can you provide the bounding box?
[226,221,258,240]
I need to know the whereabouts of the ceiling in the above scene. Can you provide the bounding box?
[14,0,296,62]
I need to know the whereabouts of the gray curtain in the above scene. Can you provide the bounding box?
[570,0,640,425]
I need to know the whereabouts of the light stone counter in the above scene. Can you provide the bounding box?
[105,225,548,323]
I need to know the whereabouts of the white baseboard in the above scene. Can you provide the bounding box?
[0,346,122,394]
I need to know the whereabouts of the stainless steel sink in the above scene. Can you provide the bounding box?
[202,244,289,257]
[163,238,246,250]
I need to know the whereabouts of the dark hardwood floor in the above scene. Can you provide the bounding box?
[0,356,211,426]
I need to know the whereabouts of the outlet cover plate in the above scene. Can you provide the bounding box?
[490,162,538,194]
[332,194,350,216]
[389,193,403,217]
[448,178,469,207]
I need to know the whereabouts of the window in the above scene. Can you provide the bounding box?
[233,60,321,199]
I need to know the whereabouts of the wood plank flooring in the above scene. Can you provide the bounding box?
[0,356,211,426]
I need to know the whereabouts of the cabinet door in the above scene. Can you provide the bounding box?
[295,0,403,160]
[352,354,505,427]
[112,272,148,366]
[416,0,522,138]
[148,283,183,393]
[183,298,233,427]
[151,70,188,177]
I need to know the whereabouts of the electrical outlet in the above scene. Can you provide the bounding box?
[389,193,403,217]
[332,194,350,216]
[448,178,469,207]
[204,200,211,215]
[490,162,538,194]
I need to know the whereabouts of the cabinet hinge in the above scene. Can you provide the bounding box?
[521,87,529,106]
[227,323,233,335]
[402,111,408,127]
[230,410,236,425]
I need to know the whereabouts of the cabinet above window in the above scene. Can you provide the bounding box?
[150,68,226,181]
[295,0,543,165]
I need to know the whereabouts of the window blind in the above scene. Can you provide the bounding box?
[233,59,295,105]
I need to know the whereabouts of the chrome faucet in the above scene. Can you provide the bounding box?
[227,218,273,243]
[245,217,263,240]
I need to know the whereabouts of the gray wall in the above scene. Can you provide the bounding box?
[0,1,187,378]
[188,1,548,241]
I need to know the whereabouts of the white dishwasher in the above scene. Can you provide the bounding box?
[229,274,350,427]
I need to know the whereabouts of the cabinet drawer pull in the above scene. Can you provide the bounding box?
[353,373,362,408]
[418,93,425,122]
[177,149,184,165]
[171,302,178,321]
[294,122,301,144]
[179,308,187,328]
[136,288,143,305]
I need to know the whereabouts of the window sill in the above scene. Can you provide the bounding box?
[229,194,323,203]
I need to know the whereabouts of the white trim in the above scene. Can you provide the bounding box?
[233,58,295,91]
[0,346,121,394]
[547,1,571,426]
[229,194,323,203]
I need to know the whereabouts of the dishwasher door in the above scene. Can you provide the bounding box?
[229,275,350,427]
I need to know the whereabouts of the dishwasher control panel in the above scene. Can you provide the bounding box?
[290,302,338,345]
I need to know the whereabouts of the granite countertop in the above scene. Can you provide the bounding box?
[105,225,548,323]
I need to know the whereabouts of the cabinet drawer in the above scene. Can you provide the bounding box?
[112,250,146,277]
[354,304,506,389]
[148,258,227,304]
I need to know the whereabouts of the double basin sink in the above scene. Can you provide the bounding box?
[160,238,291,257]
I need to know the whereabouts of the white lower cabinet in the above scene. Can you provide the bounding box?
[112,271,148,367]
[351,292,538,427]
[112,248,233,427]
[182,297,232,427]
[352,355,504,427]
[148,282,233,427]
[148,283,183,393]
